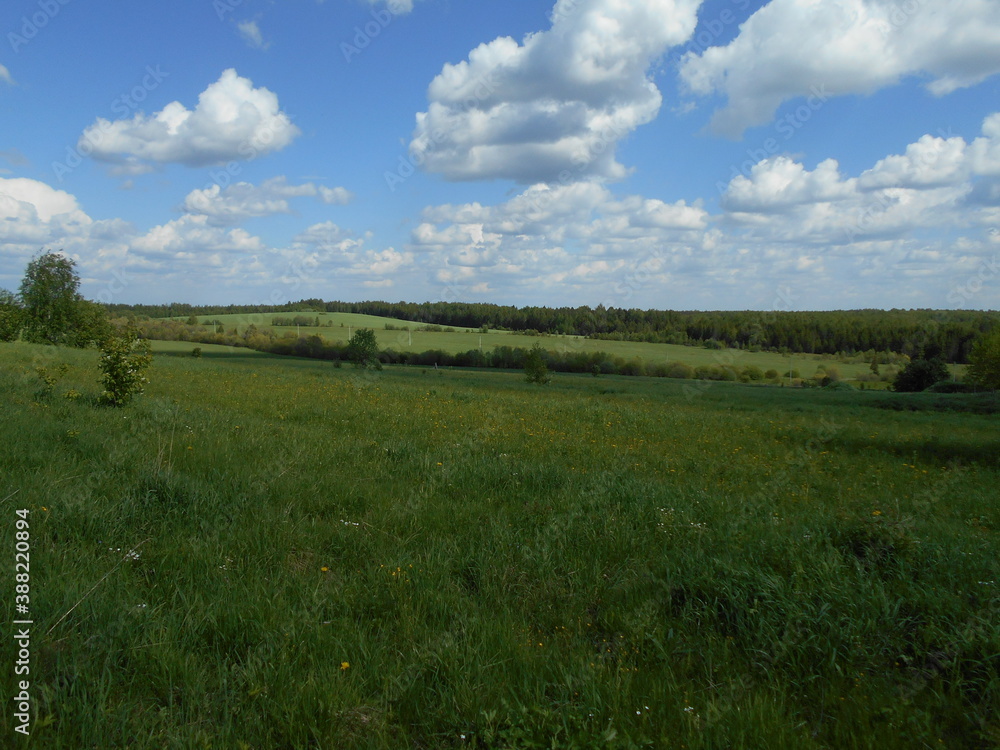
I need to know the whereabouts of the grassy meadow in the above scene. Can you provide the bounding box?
[173,312,909,383]
[1,340,998,748]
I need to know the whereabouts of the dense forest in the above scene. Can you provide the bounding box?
[109,300,999,363]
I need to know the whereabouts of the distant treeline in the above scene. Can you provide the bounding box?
[109,300,1000,363]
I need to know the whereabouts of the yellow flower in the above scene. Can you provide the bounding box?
[872,510,882,516]
[340,662,350,670]
[321,566,329,572]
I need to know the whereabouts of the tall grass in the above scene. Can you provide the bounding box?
[1,341,997,748]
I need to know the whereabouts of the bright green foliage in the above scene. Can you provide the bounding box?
[966,327,1000,390]
[893,357,949,392]
[98,327,153,406]
[348,327,381,369]
[524,343,550,384]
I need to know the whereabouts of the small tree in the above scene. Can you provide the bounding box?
[967,327,1000,390]
[524,344,550,385]
[348,328,381,370]
[20,251,83,344]
[98,327,152,406]
[893,357,949,392]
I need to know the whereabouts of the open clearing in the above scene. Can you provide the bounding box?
[1,341,997,748]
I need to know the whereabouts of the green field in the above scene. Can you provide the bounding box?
[171,312,911,382]
[2,341,997,748]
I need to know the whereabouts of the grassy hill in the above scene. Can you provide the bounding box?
[1,340,997,747]
[168,312,918,383]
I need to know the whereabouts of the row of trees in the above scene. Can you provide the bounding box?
[108,299,999,363]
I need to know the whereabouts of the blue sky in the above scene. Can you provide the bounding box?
[1,0,999,310]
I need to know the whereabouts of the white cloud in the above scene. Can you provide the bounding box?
[287,221,414,286]
[237,20,271,50]
[969,114,1000,177]
[722,113,1000,244]
[411,180,710,301]
[318,186,353,205]
[131,215,266,259]
[0,65,13,86]
[680,0,1000,137]
[181,177,350,225]
[293,221,354,248]
[410,0,702,183]
[366,0,414,13]
[80,69,300,168]
[858,135,970,190]
[724,158,858,212]
[0,177,83,223]
[0,178,135,290]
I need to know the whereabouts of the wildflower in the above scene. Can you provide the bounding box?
[340,661,350,670]
[321,567,329,572]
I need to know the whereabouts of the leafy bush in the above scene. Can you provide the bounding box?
[347,328,382,370]
[98,329,152,406]
[967,326,1000,390]
[524,344,550,384]
[893,357,949,392]
[665,361,695,379]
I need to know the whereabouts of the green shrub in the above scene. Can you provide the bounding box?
[98,328,153,406]
[524,344,550,384]
[665,361,695,379]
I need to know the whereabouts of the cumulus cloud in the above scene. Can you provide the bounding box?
[858,135,970,190]
[0,178,83,223]
[80,69,300,168]
[0,177,136,288]
[720,113,1000,245]
[366,0,414,13]
[288,221,414,287]
[969,114,1000,177]
[237,20,271,51]
[180,177,353,225]
[410,0,702,183]
[411,180,709,300]
[680,0,1000,137]
[131,215,266,259]
[724,158,858,212]
[318,186,353,205]
[0,65,13,85]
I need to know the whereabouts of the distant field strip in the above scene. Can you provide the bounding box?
[171,312,898,380]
